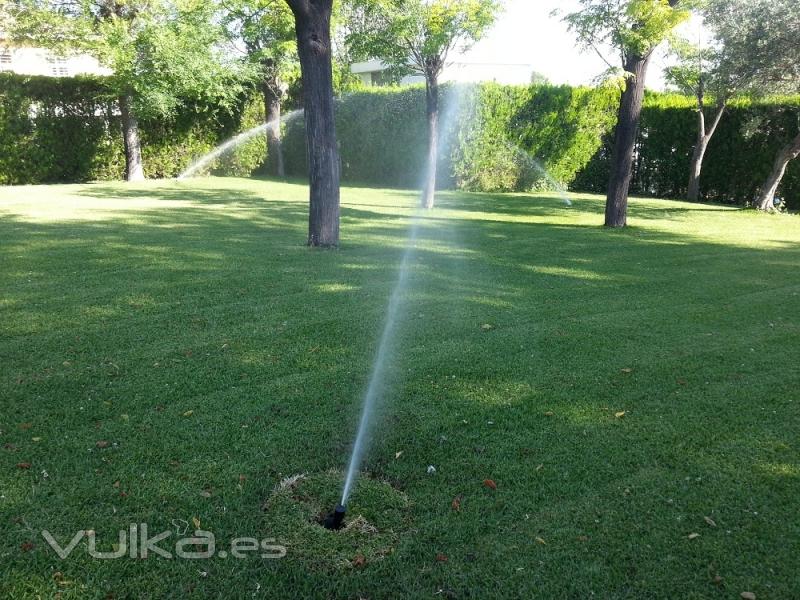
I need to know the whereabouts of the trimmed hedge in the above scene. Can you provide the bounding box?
[283,83,620,192]
[0,73,266,184]
[574,93,800,208]
[2,73,798,209]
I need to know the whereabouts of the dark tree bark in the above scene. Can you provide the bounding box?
[688,98,726,202]
[605,54,652,227]
[756,131,800,211]
[605,0,681,227]
[285,0,340,247]
[262,73,286,178]
[119,94,145,182]
[421,71,440,210]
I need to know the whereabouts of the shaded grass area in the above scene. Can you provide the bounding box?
[1,178,798,599]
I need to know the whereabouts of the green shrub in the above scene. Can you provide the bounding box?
[0,73,267,184]
[284,82,620,193]
[574,93,800,209]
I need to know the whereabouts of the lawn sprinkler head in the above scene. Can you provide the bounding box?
[323,504,346,530]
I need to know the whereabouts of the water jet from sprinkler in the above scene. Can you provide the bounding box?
[323,504,346,530]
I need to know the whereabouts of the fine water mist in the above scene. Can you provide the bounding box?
[177,109,303,180]
[340,214,423,505]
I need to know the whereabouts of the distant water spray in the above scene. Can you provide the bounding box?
[177,110,303,180]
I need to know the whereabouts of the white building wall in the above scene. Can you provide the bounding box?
[0,43,111,77]
[351,58,535,87]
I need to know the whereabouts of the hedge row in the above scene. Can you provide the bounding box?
[2,73,798,209]
[283,83,620,192]
[0,73,265,184]
[574,93,800,208]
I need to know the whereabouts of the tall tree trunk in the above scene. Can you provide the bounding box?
[756,131,800,211]
[421,72,439,210]
[688,101,725,202]
[605,54,652,227]
[286,0,340,247]
[263,78,286,178]
[119,94,145,182]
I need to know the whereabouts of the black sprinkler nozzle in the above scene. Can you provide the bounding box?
[323,504,346,530]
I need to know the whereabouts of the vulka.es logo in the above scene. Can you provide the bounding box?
[41,525,287,560]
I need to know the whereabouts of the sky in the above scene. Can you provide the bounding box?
[460,0,704,91]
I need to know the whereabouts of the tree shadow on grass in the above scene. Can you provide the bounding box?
[0,180,798,597]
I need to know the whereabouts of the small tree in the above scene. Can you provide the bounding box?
[665,38,731,201]
[347,0,500,209]
[284,0,340,247]
[564,0,692,226]
[707,0,800,211]
[223,0,298,177]
[10,0,246,182]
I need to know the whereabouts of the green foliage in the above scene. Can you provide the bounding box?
[573,93,800,208]
[10,0,248,119]
[564,0,694,66]
[346,0,501,81]
[0,73,266,184]
[283,82,620,192]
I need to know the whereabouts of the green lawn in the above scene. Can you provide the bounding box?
[1,178,798,599]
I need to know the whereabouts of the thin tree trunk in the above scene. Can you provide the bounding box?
[688,101,725,202]
[605,54,652,227]
[756,131,800,211]
[421,72,439,210]
[286,0,340,247]
[263,78,286,178]
[119,94,145,182]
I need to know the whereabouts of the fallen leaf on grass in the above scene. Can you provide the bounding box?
[352,554,366,568]
[621,368,633,374]
[16,462,31,469]
[19,423,32,430]
[183,410,194,417]
[20,541,34,552]
[112,481,120,488]
[435,553,448,562]
[483,479,497,490]
[451,495,463,511]
[740,593,756,600]
[534,537,546,545]
[704,516,717,527]
[96,440,110,448]
[32,437,41,442]
[199,490,212,498]
[544,411,554,417]
[192,517,201,529]
[481,324,494,331]
[688,533,701,540]
[614,411,627,418]
[395,451,403,460]
[577,535,589,542]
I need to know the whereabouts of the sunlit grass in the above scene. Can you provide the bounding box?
[0,177,798,599]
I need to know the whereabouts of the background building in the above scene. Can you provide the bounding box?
[351,58,536,87]
[0,32,110,77]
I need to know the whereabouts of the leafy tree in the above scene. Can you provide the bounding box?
[222,0,298,177]
[9,0,247,181]
[347,0,501,209]
[564,0,692,226]
[665,37,731,201]
[284,0,340,246]
[706,0,800,211]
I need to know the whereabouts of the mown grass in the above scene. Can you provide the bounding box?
[1,178,798,599]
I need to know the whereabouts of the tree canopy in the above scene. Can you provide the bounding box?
[9,0,247,118]
[346,0,501,81]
